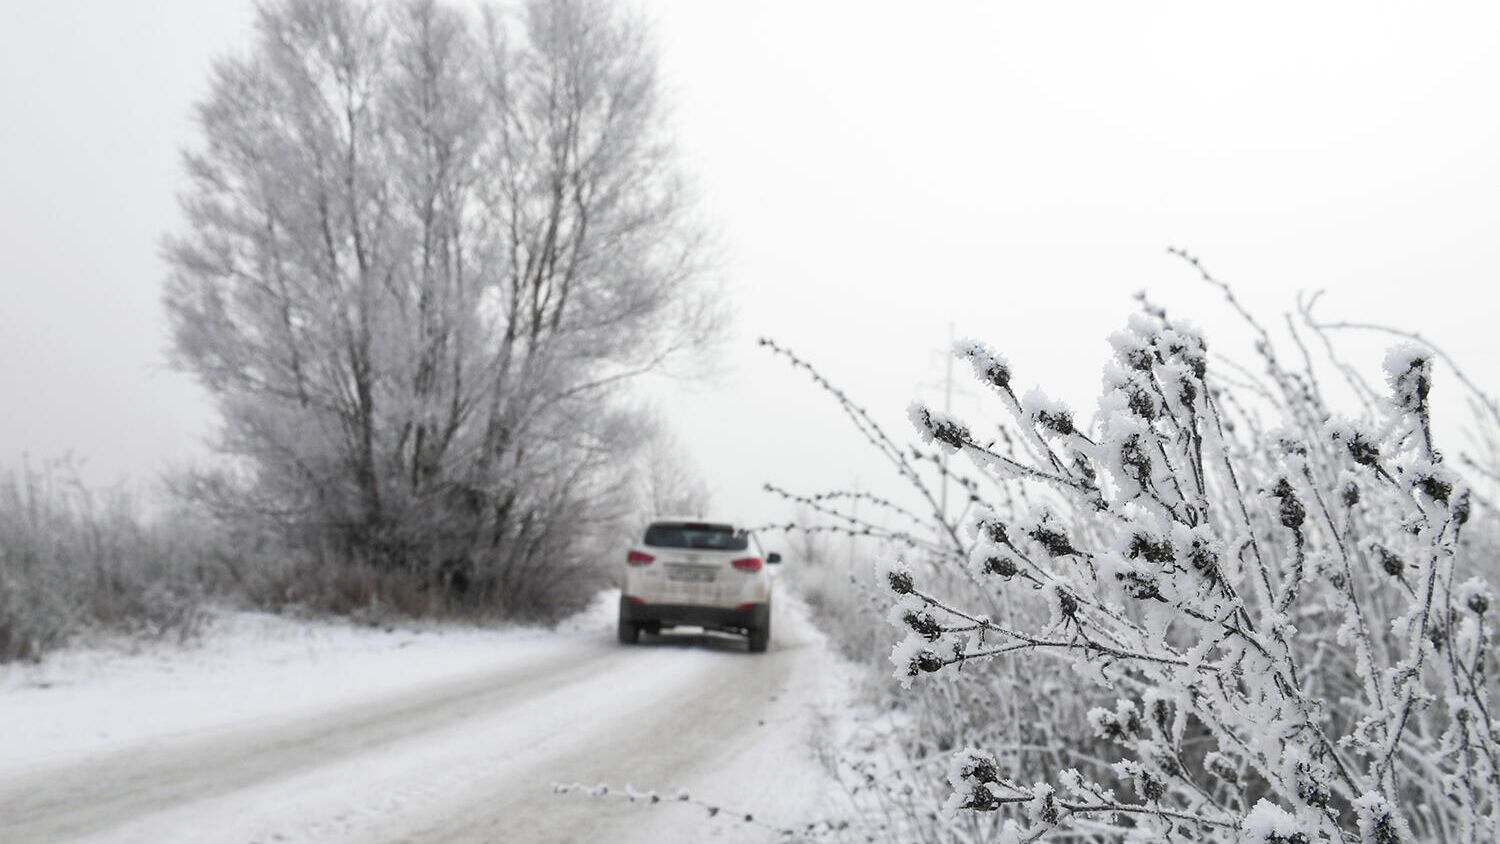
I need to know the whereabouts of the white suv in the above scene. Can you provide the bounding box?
[618,519,781,653]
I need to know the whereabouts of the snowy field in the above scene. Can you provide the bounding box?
[0,590,854,843]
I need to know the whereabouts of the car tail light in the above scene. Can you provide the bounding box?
[731,557,763,573]
[627,550,655,566]
[626,595,646,605]
[735,602,758,611]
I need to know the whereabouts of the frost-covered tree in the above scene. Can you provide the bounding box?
[164,0,712,613]
[636,425,712,520]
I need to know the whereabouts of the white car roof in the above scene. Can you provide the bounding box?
[648,516,741,529]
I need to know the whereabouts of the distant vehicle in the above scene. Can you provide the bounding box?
[618,519,781,653]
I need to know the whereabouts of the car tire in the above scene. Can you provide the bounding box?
[747,621,770,653]
[617,617,640,645]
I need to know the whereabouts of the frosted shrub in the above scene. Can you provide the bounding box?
[893,289,1497,840]
[0,461,211,661]
[760,340,1103,843]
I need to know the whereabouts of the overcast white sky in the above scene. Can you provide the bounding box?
[2,1,1497,528]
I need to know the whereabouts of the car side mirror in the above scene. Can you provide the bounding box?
[766,552,782,565]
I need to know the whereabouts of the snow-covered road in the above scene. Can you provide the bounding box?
[0,592,849,843]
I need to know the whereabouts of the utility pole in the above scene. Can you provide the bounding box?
[940,322,954,523]
[916,326,972,565]
[848,475,860,573]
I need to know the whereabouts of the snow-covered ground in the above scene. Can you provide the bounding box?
[0,590,857,843]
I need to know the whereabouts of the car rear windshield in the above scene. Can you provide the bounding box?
[643,522,749,551]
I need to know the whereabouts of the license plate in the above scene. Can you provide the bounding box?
[666,564,717,583]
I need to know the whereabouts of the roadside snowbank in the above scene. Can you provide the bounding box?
[0,601,594,776]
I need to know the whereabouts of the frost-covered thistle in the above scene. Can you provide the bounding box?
[882,256,1499,842]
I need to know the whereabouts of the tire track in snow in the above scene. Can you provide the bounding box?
[368,610,826,843]
[0,644,617,843]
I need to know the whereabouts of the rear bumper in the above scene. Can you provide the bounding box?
[620,595,769,632]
